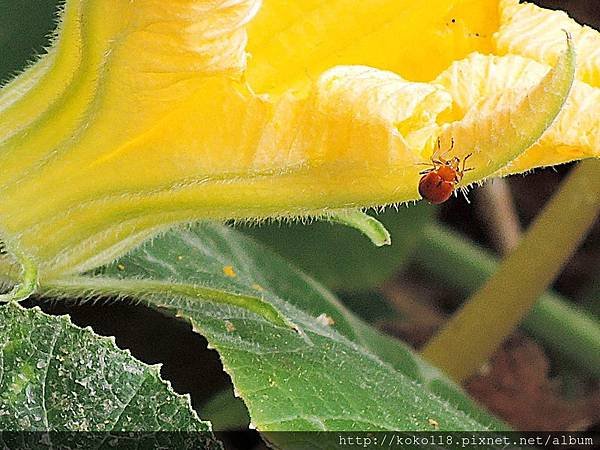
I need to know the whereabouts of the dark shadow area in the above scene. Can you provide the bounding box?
[0,0,61,82]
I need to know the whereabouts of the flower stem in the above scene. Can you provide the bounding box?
[421,159,600,382]
[414,223,600,378]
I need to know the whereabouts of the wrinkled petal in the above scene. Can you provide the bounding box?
[495,0,600,87]
[435,53,600,173]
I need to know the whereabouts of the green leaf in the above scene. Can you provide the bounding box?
[0,302,220,448]
[45,223,503,437]
[239,206,434,291]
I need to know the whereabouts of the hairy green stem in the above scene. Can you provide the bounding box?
[421,159,600,382]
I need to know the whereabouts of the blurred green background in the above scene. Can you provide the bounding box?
[0,0,59,82]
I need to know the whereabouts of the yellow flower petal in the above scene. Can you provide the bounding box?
[491,0,600,170]
[3,68,452,277]
[246,0,499,93]
[0,2,81,141]
[495,0,600,87]
[0,0,590,284]
[435,52,599,173]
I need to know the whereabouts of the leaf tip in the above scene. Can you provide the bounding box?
[327,210,392,247]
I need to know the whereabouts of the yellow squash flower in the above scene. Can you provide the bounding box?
[0,0,598,293]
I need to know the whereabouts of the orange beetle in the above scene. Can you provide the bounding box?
[418,138,472,204]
